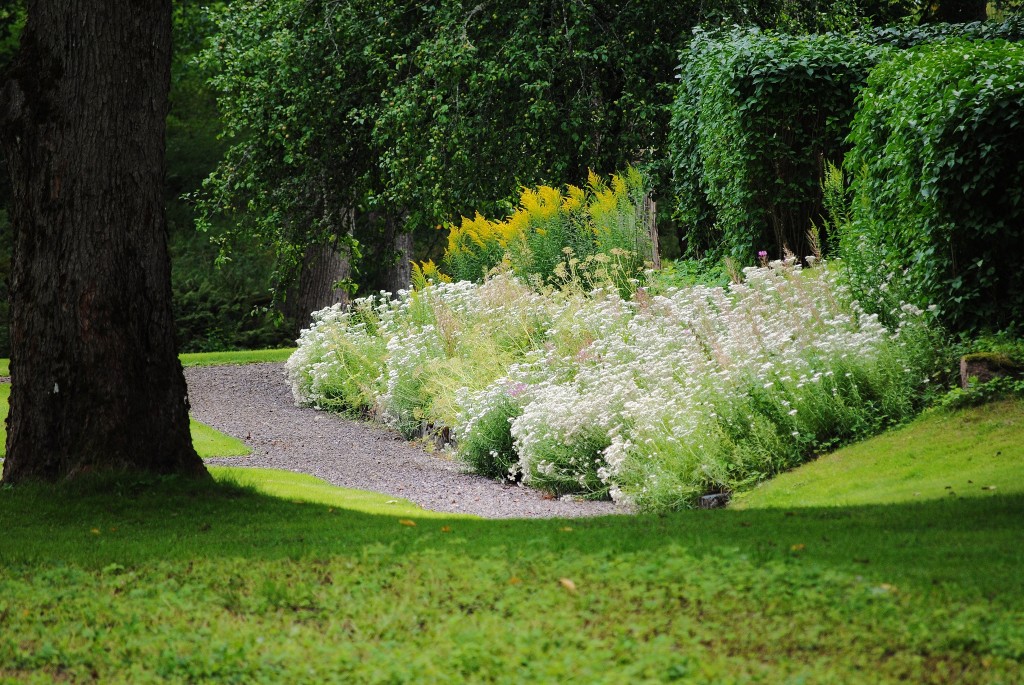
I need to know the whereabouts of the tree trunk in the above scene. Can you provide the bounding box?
[383,214,413,296]
[285,206,353,335]
[0,0,205,482]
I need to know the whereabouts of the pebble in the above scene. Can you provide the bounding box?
[185,363,626,520]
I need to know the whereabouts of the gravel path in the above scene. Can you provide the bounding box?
[185,363,625,519]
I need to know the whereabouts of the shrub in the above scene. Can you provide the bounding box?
[670,17,1024,265]
[669,27,884,262]
[288,259,944,510]
[284,298,387,415]
[845,39,1024,332]
[442,169,653,296]
[289,273,560,439]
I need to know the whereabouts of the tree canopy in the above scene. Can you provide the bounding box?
[197,0,863,303]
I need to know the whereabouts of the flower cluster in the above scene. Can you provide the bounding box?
[287,259,943,510]
[442,168,652,295]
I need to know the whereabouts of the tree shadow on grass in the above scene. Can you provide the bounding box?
[1,473,1021,605]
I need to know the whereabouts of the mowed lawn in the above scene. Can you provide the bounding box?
[0,395,1022,682]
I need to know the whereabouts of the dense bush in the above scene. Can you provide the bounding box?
[670,17,1024,264]
[287,260,943,510]
[845,39,1024,332]
[670,28,884,262]
[443,169,653,295]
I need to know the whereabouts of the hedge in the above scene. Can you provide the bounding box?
[845,38,1024,332]
[669,17,1024,264]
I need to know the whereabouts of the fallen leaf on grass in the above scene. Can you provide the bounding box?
[90,528,101,535]
[790,544,806,552]
[559,578,577,594]
[508,577,522,585]
[440,526,452,533]
[398,519,417,527]
[559,526,573,532]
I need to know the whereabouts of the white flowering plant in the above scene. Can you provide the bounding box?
[287,257,945,511]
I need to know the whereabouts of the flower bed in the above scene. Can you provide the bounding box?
[287,259,942,510]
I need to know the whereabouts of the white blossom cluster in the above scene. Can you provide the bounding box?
[287,261,940,510]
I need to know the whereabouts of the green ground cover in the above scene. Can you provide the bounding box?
[190,420,250,459]
[0,384,248,460]
[735,399,1023,508]
[179,347,294,367]
[0,348,294,377]
[0,400,1022,683]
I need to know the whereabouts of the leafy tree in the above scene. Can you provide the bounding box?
[0,0,205,481]
[196,0,420,331]
[167,0,290,351]
[199,0,862,325]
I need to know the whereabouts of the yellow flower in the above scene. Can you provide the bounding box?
[611,171,627,198]
[563,184,585,212]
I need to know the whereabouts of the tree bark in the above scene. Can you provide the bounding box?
[383,214,413,296]
[284,203,354,335]
[0,0,205,481]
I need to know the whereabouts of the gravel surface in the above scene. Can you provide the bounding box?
[185,363,626,519]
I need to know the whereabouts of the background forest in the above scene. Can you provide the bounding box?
[0,0,1020,355]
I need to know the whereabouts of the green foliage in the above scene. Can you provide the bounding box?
[197,0,873,303]
[670,17,1024,267]
[670,27,884,262]
[940,377,1024,410]
[845,39,1024,331]
[3,429,1024,682]
[864,14,1024,47]
[164,1,292,352]
[170,228,291,352]
[195,0,393,295]
[373,0,705,234]
[454,389,521,481]
[735,398,1024,507]
[443,168,653,296]
[285,300,389,417]
[0,1,24,73]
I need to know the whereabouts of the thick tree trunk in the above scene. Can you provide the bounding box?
[285,204,353,335]
[0,0,205,481]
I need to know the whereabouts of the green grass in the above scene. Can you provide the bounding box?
[0,400,1022,683]
[215,467,448,519]
[735,399,1024,509]
[179,347,295,367]
[0,347,294,377]
[190,419,251,459]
